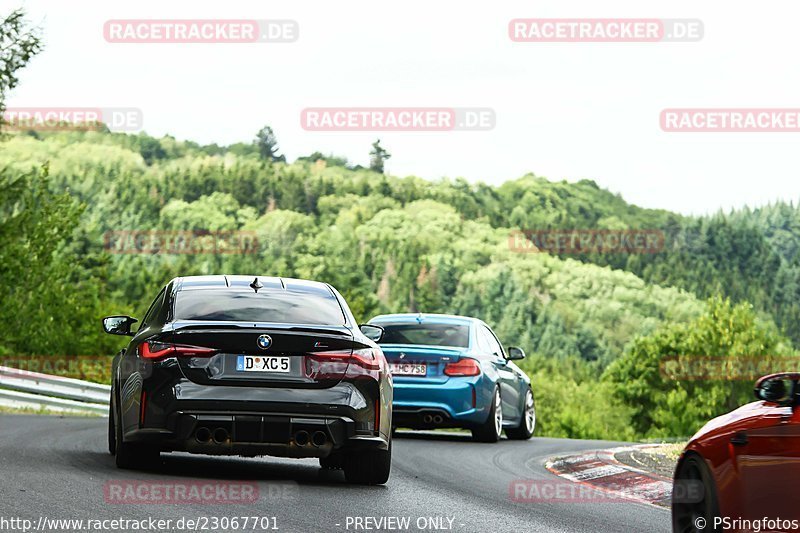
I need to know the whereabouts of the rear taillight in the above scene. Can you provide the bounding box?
[140,341,217,360]
[306,348,384,379]
[444,358,481,377]
[307,348,381,369]
[349,348,382,371]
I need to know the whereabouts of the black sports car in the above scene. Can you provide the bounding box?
[102,275,392,484]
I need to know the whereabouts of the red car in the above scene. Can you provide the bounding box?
[672,373,800,532]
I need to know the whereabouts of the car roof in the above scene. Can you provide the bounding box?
[369,313,477,326]
[172,275,336,298]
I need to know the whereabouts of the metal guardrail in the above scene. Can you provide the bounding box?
[0,365,109,415]
[0,388,108,414]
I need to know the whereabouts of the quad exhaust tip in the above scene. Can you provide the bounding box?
[294,430,327,447]
[196,427,228,444]
[197,427,327,446]
[212,428,229,445]
[311,431,327,447]
[295,430,310,446]
[195,427,211,443]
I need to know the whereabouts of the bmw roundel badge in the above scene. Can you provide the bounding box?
[256,334,272,350]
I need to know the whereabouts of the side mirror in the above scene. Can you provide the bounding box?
[507,346,526,360]
[102,315,138,336]
[359,324,384,343]
[754,374,796,406]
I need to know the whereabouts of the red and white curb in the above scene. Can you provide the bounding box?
[544,446,673,508]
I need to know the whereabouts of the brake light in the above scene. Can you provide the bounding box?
[308,348,381,369]
[350,348,381,371]
[444,358,481,376]
[306,348,384,379]
[140,341,217,360]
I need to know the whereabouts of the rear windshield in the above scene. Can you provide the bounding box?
[174,289,346,325]
[377,323,470,348]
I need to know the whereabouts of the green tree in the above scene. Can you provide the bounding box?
[604,297,793,438]
[255,125,285,162]
[522,354,636,441]
[0,9,43,126]
[369,139,391,173]
[0,166,117,355]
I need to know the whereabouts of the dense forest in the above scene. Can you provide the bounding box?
[1,128,798,440]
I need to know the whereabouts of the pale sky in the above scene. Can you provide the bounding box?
[6,0,800,215]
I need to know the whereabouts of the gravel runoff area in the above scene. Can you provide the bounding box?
[614,442,685,479]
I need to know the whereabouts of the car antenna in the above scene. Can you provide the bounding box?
[250,277,263,292]
[415,312,424,324]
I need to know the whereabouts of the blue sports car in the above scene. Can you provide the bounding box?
[367,313,535,442]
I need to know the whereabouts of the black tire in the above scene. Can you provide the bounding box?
[671,454,720,533]
[472,387,502,443]
[114,402,159,470]
[343,441,391,485]
[506,389,535,440]
[319,452,344,470]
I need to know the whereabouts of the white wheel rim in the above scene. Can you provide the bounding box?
[524,391,535,434]
[494,391,503,436]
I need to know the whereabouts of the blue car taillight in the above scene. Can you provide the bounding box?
[444,358,481,377]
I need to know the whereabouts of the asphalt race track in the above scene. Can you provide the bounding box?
[0,415,669,533]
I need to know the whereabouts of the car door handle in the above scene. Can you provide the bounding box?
[730,432,748,446]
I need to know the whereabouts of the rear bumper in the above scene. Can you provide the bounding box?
[391,377,487,427]
[124,377,390,457]
[129,411,387,458]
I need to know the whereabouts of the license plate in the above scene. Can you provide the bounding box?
[236,355,291,373]
[390,363,427,376]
